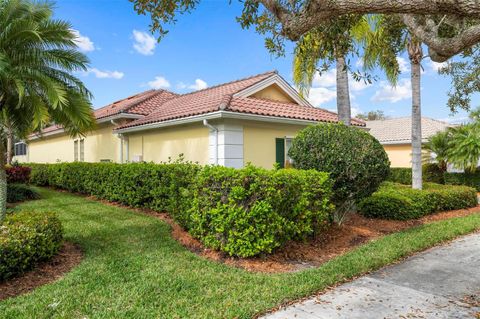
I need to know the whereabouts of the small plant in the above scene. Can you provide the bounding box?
[288,123,390,224]
[7,184,40,203]
[6,165,31,184]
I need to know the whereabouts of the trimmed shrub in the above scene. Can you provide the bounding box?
[29,162,334,257]
[189,165,333,257]
[387,168,412,185]
[7,184,40,203]
[0,211,63,280]
[388,164,445,185]
[445,171,480,191]
[288,124,390,221]
[358,182,477,220]
[422,163,445,184]
[6,165,31,184]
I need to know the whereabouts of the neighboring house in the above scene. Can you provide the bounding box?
[13,71,364,168]
[366,117,451,167]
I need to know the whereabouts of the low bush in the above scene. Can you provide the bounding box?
[6,165,31,184]
[29,162,334,257]
[445,171,480,191]
[388,164,445,185]
[288,124,390,222]
[7,184,40,203]
[0,211,63,280]
[358,182,477,220]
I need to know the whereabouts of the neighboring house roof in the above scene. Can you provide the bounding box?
[116,71,364,130]
[366,117,451,144]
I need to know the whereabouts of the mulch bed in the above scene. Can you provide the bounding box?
[0,242,83,301]
[92,196,480,273]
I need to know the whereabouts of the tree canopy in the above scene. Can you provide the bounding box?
[130,0,480,62]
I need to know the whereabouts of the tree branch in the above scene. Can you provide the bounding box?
[256,0,480,40]
[402,14,480,62]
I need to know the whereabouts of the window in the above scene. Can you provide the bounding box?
[14,142,27,156]
[74,140,79,161]
[275,137,294,168]
[80,139,85,162]
[74,139,85,162]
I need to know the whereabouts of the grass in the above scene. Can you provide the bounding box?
[1,188,480,319]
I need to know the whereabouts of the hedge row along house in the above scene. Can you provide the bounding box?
[366,117,452,167]
[13,71,364,168]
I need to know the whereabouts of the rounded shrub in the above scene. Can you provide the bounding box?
[7,184,40,203]
[0,211,63,280]
[288,124,390,221]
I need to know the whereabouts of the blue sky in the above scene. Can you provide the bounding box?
[55,0,476,122]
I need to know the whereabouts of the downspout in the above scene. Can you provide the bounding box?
[203,119,218,165]
[111,119,124,163]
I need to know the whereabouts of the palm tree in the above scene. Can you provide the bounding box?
[293,15,371,126]
[422,130,452,172]
[0,0,95,221]
[448,123,480,172]
[361,15,426,189]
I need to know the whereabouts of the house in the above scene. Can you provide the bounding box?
[13,71,364,168]
[366,117,451,167]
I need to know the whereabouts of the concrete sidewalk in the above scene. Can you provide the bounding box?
[263,233,480,319]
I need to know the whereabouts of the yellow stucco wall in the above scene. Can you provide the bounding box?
[251,84,296,103]
[126,123,209,164]
[243,121,308,169]
[384,144,412,168]
[21,123,120,163]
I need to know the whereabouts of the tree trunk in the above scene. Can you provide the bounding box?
[0,140,6,223]
[409,40,423,189]
[336,55,351,126]
[6,126,13,165]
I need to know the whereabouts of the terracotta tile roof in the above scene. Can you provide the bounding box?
[93,89,177,119]
[366,117,452,144]
[117,71,277,129]
[117,71,365,130]
[227,97,365,126]
[36,89,177,135]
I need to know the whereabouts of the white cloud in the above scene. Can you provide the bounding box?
[132,30,156,56]
[371,78,411,103]
[349,78,372,92]
[312,69,337,87]
[355,59,364,68]
[85,68,124,79]
[188,79,208,90]
[397,57,410,73]
[148,76,170,89]
[307,87,337,106]
[429,60,448,72]
[72,30,95,52]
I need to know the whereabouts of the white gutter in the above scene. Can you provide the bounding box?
[203,119,218,165]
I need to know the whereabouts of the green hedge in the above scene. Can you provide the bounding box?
[388,164,445,185]
[29,163,333,257]
[445,171,480,191]
[358,182,477,220]
[7,184,40,203]
[0,211,63,281]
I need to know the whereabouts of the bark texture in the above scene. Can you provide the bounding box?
[6,127,13,165]
[408,40,423,190]
[0,141,6,223]
[336,55,351,126]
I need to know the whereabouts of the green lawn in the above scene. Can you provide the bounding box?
[1,188,480,319]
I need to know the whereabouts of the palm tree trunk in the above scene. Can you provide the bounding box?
[6,126,13,165]
[0,140,6,223]
[336,55,351,126]
[409,40,423,189]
